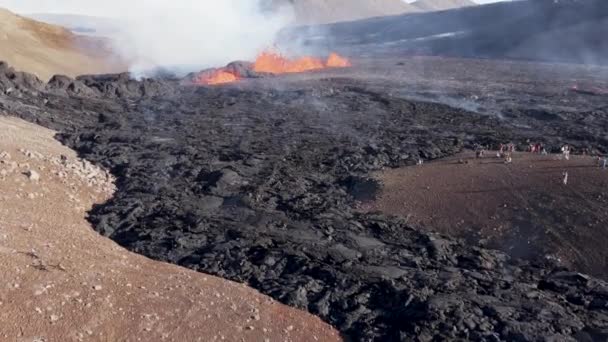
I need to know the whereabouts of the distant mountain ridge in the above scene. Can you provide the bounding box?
[275,0,416,24]
[267,0,476,24]
[411,0,476,12]
[27,13,122,37]
[28,1,479,31]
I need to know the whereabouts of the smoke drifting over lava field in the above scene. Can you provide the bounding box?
[2,0,608,341]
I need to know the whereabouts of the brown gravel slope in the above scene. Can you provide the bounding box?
[370,151,608,278]
[0,116,341,342]
[0,8,125,81]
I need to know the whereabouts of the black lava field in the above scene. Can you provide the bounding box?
[2,56,608,341]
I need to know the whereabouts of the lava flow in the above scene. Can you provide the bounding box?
[326,52,352,68]
[253,51,326,74]
[196,51,352,85]
[196,69,240,85]
[253,51,352,73]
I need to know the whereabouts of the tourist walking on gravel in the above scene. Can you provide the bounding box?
[562,171,569,185]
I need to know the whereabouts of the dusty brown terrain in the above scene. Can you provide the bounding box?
[0,116,341,342]
[0,8,125,81]
[370,150,608,278]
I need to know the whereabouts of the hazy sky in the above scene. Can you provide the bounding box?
[0,0,509,15]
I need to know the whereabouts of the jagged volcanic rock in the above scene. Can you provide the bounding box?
[1,61,608,341]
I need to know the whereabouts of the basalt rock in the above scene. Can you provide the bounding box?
[1,63,608,341]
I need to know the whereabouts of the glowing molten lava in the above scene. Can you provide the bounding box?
[253,51,351,74]
[195,51,351,85]
[254,51,326,74]
[326,52,352,68]
[197,69,239,85]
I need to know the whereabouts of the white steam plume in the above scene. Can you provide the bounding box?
[0,0,294,72]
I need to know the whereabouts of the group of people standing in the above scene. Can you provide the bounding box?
[498,143,515,163]
[529,142,548,155]
[471,142,607,186]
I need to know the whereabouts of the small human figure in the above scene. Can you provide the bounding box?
[541,147,548,155]
[603,156,607,169]
[417,158,424,166]
[505,153,512,164]
[561,145,570,161]
[562,171,568,185]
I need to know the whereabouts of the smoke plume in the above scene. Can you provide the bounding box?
[0,0,294,73]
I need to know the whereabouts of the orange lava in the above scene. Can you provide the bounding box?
[196,51,352,85]
[326,52,352,68]
[253,51,326,74]
[197,69,239,85]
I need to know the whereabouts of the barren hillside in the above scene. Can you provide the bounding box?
[0,8,125,81]
[288,0,608,65]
